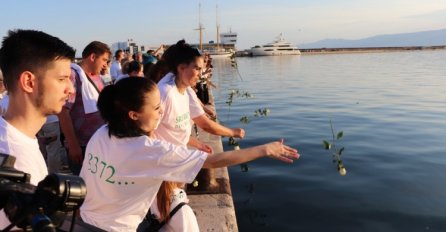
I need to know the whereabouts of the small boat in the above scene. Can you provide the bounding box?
[250,33,301,56]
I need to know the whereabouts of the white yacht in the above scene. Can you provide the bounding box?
[250,33,301,56]
[206,48,234,58]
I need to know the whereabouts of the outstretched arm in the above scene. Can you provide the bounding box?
[203,140,299,168]
[193,115,245,138]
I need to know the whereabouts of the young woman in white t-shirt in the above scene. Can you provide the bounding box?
[150,182,198,232]
[79,77,299,231]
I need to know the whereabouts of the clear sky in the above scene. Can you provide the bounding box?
[1,0,445,55]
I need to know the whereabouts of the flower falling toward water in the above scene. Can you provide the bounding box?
[323,120,347,176]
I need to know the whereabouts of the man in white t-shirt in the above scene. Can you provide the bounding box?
[110,49,123,82]
[0,29,75,229]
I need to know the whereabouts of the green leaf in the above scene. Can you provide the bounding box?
[240,116,250,124]
[337,131,344,140]
[228,137,239,146]
[323,140,331,150]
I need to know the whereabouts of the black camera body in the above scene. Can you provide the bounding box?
[0,153,87,232]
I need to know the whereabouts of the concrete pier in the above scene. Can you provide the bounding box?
[187,101,239,232]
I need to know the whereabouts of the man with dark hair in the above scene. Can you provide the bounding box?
[132,51,143,63]
[110,49,123,81]
[0,29,75,228]
[58,41,111,175]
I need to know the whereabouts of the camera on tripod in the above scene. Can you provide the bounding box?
[0,153,87,232]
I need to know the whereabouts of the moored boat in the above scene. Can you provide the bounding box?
[251,33,301,56]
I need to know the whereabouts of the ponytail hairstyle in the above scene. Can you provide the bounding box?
[97,77,157,138]
[161,39,202,75]
[156,181,181,221]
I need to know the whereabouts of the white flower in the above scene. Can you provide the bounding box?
[339,167,347,176]
[192,180,199,187]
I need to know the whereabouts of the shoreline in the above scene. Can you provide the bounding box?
[235,45,446,56]
[300,45,446,55]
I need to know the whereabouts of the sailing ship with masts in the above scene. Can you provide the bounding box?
[195,4,236,58]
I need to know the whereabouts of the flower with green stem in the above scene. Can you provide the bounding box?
[225,89,270,172]
[323,120,347,176]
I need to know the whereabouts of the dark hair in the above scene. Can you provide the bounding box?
[161,40,202,74]
[97,77,157,138]
[114,49,123,58]
[0,29,75,93]
[82,41,111,59]
[148,60,169,84]
[143,62,154,79]
[132,52,142,60]
[127,61,142,74]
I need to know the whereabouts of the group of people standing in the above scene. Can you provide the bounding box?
[0,29,299,231]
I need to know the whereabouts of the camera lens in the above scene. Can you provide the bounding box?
[36,173,87,212]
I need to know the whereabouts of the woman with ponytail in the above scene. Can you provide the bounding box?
[155,39,212,152]
[78,77,299,231]
[149,182,197,231]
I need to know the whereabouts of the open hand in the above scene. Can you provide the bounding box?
[199,142,214,154]
[265,139,299,163]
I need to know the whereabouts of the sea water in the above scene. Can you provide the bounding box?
[211,50,446,232]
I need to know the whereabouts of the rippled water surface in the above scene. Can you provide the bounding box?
[211,50,446,232]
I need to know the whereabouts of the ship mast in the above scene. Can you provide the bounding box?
[216,4,220,51]
[195,3,205,51]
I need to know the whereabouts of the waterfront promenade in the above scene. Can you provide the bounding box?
[187,92,239,232]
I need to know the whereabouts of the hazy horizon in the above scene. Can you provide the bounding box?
[1,0,445,54]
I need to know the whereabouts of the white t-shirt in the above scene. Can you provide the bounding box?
[156,73,204,146]
[151,188,199,232]
[0,117,48,228]
[187,87,205,119]
[110,60,122,80]
[79,125,207,232]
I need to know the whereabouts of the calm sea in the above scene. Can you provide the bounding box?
[211,50,446,232]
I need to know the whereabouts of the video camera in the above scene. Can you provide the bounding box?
[0,153,87,232]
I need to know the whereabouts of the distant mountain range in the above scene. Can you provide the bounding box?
[299,28,446,48]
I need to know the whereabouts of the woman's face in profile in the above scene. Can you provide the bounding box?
[179,57,204,87]
[133,88,163,134]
